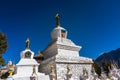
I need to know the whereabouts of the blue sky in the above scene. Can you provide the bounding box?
[0,0,120,64]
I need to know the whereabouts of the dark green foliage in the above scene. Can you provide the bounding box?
[92,60,101,76]
[0,54,5,66]
[0,33,8,54]
[102,61,111,77]
[1,72,9,79]
[0,32,8,66]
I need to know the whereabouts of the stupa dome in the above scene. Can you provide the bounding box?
[20,38,34,59]
[51,13,68,39]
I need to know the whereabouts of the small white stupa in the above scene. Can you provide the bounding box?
[12,38,50,80]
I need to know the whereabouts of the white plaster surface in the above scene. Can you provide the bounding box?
[12,48,50,80]
[40,26,93,80]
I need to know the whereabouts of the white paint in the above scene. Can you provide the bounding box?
[12,48,50,80]
[40,26,93,80]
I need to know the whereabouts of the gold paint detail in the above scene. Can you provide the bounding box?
[55,13,60,28]
[26,38,30,49]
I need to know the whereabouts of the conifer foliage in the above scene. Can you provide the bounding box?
[92,60,101,76]
[0,32,8,66]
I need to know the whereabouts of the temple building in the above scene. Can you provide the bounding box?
[39,14,93,80]
[34,51,44,63]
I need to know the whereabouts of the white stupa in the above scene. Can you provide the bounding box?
[12,38,50,80]
[39,14,93,80]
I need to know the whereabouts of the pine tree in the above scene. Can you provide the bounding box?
[102,61,111,77]
[0,32,8,66]
[92,60,101,77]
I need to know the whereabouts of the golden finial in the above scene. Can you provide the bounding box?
[9,71,13,77]
[26,38,30,49]
[31,65,38,80]
[32,65,36,74]
[50,64,57,80]
[67,64,70,74]
[50,64,55,74]
[55,13,60,27]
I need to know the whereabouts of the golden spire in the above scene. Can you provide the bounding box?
[50,65,55,74]
[50,64,57,80]
[55,13,60,27]
[9,71,13,77]
[32,65,36,74]
[31,65,38,80]
[26,38,30,49]
[67,64,70,74]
